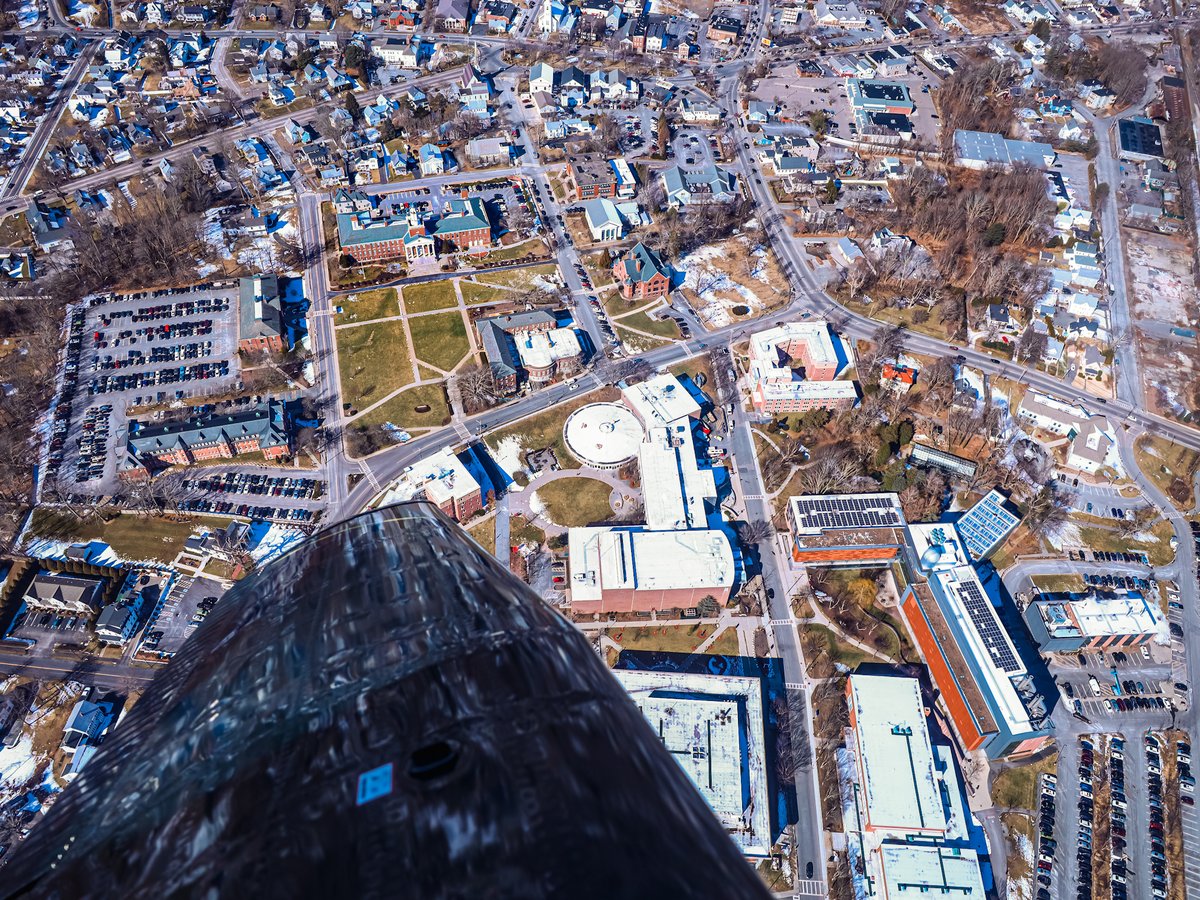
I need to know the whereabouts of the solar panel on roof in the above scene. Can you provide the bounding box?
[956,580,1021,673]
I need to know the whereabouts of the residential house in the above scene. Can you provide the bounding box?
[418,142,447,175]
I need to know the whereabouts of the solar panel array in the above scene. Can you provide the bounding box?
[955,578,1021,673]
[792,495,904,531]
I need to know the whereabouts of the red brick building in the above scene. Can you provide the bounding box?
[612,242,671,300]
[123,401,291,477]
[238,274,287,354]
[568,155,619,201]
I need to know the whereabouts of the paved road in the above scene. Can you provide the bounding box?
[0,650,158,689]
[0,43,94,200]
[1074,73,1161,408]
[298,191,359,510]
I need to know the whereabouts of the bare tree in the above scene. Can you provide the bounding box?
[737,519,774,545]
[452,364,499,414]
[1024,482,1073,539]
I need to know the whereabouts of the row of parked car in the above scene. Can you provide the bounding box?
[89,359,229,395]
[1108,738,1134,900]
[177,498,320,524]
[45,309,89,485]
[1074,739,1096,900]
[181,473,323,500]
[1034,773,1056,900]
[75,405,113,483]
[1140,735,1170,899]
[94,294,230,328]
[95,340,213,372]
[1082,573,1154,592]
[1067,549,1151,565]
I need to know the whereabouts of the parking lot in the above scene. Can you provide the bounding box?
[55,283,242,493]
[177,469,326,525]
[7,608,91,649]
[376,177,534,238]
[1052,726,1188,900]
[673,129,718,173]
[140,574,227,658]
[753,69,942,145]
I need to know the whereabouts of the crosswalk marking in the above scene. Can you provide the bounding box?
[793,879,826,896]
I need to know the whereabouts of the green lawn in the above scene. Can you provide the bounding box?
[510,514,545,546]
[606,623,726,655]
[402,280,459,313]
[334,287,398,325]
[356,382,452,430]
[1135,433,1199,511]
[460,281,509,305]
[408,311,471,372]
[535,477,614,527]
[28,509,212,564]
[991,752,1059,811]
[613,308,681,340]
[336,319,414,411]
[465,514,497,556]
[476,263,560,289]
[1032,574,1087,594]
[485,240,548,263]
[800,624,873,678]
[615,324,673,353]
[1079,520,1175,567]
[668,356,716,396]
[484,386,616,469]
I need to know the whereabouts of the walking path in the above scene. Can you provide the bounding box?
[504,467,635,534]
[494,493,510,560]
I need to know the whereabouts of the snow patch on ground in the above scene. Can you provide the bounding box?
[22,538,125,568]
[1007,827,1033,900]
[0,733,37,790]
[1046,520,1082,550]
[66,0,98,23]
[678,226,783,330]
[528,490,546,517]
[247,522,307,564]
[201,208,235,261]
[489,435,526,480]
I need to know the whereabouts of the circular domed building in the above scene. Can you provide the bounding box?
[563,403,642,469]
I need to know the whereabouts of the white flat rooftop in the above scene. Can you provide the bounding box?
[621,373,701,430]
[639,424,716,531]
[879,844,986,899]
[377,447,478,506]
[849,674,948,836]
[1037,590,1160,638]
[563,402,643,469]
[515,326,581,371]
[614,668,771,857]
[567,526,735,604]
